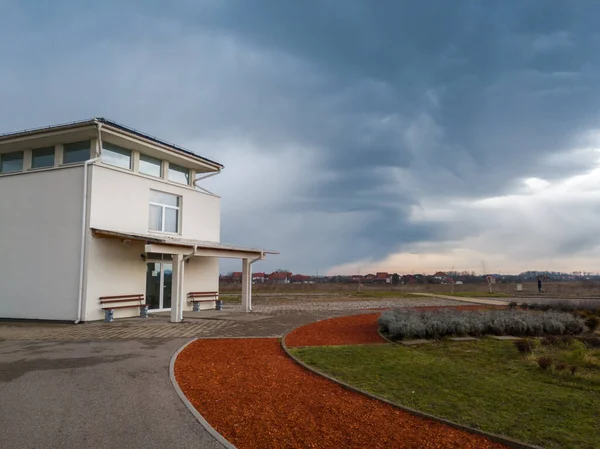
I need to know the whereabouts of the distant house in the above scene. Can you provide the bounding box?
[363,274,376,283]
[290,274,311,284]
[401,275,417,285]
[269,272,290,284]
[375,272,391,283]
[252,272,266,283]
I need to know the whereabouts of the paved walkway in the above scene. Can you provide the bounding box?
[0,297,460,341]
[0,297,461,449]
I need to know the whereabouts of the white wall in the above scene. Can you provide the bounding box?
[183,256,219,311]
[84,236,146,321]
[89,165,220,242]
[0,167,83,320]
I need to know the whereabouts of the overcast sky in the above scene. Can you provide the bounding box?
[3,0,600,275]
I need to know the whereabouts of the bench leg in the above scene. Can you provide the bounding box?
[193,302,200,312]
[140,305,149,318]
[104,309,114,322]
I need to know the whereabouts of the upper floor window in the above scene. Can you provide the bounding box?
[31,146,55,169]
[63,140,91,164]
[139,153,162,178]
[102,142,132,169]
[168,163,189,185]
[149,190,180,233]
[0,151,24,173]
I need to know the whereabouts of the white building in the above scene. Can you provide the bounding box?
[0,118,275,323]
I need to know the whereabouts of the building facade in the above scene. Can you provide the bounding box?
[0,118,274,322]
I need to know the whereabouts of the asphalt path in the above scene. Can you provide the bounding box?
[0,338,224,449]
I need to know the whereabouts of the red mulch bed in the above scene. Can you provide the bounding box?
[285,305,506,348]
[175,338,507,449]
[286,313,384,347]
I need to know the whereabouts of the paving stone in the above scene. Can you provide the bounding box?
[0,297,461,341]
[400,339,431,346]
[448,337,478,341]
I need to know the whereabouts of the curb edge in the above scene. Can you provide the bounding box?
[280,322,544,449]
[169,338,238,449]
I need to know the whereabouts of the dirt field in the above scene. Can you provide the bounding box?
[221,281,600,298]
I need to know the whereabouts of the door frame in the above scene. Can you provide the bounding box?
[146,259,172,311]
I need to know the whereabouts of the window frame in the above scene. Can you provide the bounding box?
[101,142,132,170]
[0,151,24,174]
[31,146,56,170]
[168,162,190,185]
[63,140,91,165]
[139,153,163,178]
[148,190,181,234]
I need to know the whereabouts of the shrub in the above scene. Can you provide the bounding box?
[514,339,535,354]
[508,301,518,309]
[578,336,600,348]
[560,335,574,346]
[378,309,586,340]
[585,316,599,332]
[570,366,578,375]
[555,362,567,371]
[541,335,559,346]
[537,356,553,370]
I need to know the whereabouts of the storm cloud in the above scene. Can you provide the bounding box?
[2,0,600,274]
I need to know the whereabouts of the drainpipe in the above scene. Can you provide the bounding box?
[246,252,265,312]
[75,122,103,323]
[193,170,220,188]
[193,170,220,196]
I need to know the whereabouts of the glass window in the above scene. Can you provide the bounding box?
[31,146,55,169]
[139,154,162,177]
[63,140,91,164]
[102,142,132,169]
[168,163,189,185]
[0,151,24,173]
[149,190,180,233]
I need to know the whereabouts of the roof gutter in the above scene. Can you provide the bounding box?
[75,121,102,324]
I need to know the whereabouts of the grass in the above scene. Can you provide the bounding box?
[291,339,600,449]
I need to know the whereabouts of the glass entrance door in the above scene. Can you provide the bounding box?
[162,263,172,309]
[146,262,173,310]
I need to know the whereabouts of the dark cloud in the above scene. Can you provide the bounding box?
[2,0,600,273]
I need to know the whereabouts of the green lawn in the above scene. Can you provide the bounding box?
[291,339,600,449]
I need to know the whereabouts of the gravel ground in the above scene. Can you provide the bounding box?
[223,297,463,313]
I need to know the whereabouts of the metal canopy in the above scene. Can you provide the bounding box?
[91,228,278,258]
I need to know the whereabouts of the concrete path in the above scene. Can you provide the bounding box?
[411,292,510,306]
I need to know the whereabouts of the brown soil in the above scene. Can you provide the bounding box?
[175,338,507,449]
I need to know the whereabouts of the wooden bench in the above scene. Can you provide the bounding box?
[99,294,148,322]
[188,291,221,311]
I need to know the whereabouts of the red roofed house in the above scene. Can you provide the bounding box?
[252,272,266,283]
[268,272,290,284]
[375,272,391,284]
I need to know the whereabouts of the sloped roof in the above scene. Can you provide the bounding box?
[0,117,223,170]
